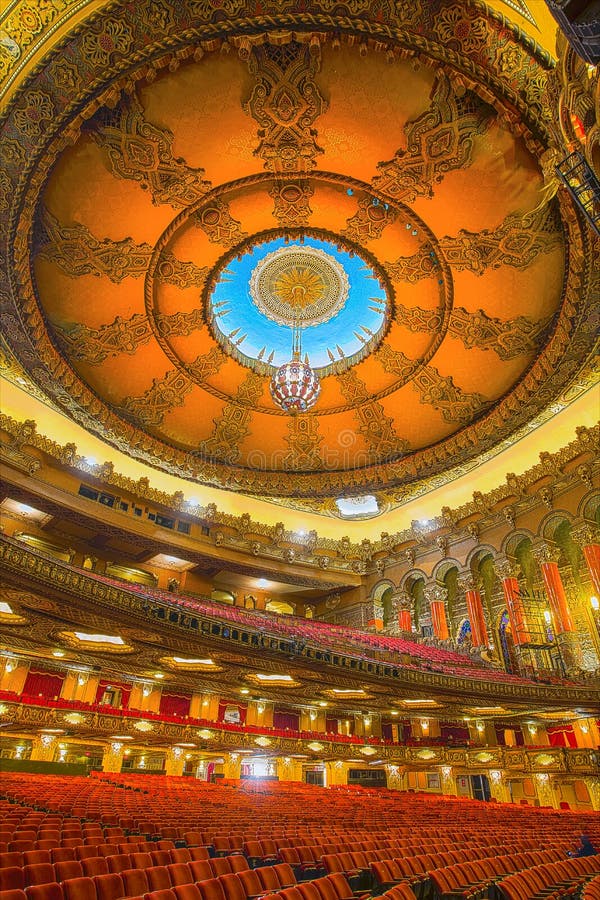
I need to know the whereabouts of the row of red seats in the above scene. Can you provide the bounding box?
[0,852,252,892]
[498,855,600,899]
[0,871,360,900]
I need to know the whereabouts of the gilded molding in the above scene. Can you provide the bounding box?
[372,72,495,203]
[90,94,212,208]
[119,369,194,428]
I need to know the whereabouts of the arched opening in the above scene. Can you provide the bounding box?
[381,586,394,626]
[266,600,294,615]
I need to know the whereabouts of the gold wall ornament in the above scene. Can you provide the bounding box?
[270,180,314,227]
[37,211,153,282]
[307,742,325,752]
[284,415,323,471]
[133,720,153,732]
[342,196,397,244]
[194,199,248,248]
[336,370,409,461]
[63,713,86,725]
[119,369,194,428]
[243,41,328,173]
[198,372,264,464]
[410,366,490,425]
[254,736,272,747]
[56,315,153,366]
[372,72,495,202]
[90,94,212,208]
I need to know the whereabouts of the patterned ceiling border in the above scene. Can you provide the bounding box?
[0,1,596,503]
[0,412,597,565]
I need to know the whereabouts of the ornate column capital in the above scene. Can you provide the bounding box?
[495,556,519,580]
[457,571,476,593]
[572,520,599,546]
[424,583,445,605]
[532,540,561,566]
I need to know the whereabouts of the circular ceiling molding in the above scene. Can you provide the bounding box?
[209,234,389,374]
[250,242,349,329]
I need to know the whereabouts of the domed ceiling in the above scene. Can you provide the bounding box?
[1,0,597,517]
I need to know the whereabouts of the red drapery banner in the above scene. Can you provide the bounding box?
[23,669,64,699]
[159,692,191,717]
[547,724,577,748]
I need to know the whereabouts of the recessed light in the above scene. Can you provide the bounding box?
[52,650,66,658]
[240,688,250,694]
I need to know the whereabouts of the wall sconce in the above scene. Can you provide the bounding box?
[476,721,485,733]
[78,675,86,687]
[5,660,14,674]
[441,766,452,778]
[309,710,317,722]
[142,685,152,697]
[364,717,371,727]
[202,697,209,706]
[543,610,552,625]
[535,772,548,782]
[257,704,265,714]
[58,747,67,762]
[111,742,123,753]
[420,719,429,732]
[591,596,599,611]
[40,734,55,748]
[580,724,589,734]
[283,757,291,765]
[490,770,502,784]
[172,747,182,759]
[528,723,537,735]
[15,745,24,759]
[138,757,146,768]
[229,753,239,761]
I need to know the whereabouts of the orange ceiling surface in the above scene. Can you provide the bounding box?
[1,1,597,517]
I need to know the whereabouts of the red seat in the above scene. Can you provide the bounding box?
[218,874,246,900]
[236,869,265,899]
[92,874,124,900]
[50,854,74,866]
[151,853,171,868]
[227,860,248,876]
[165,866,193,887]
[80,860,108,879]
[146,891,178,900]
[189,850,210,863]
[0,855,23,870]
[25,884,63,900]
[23,856,51,868]
[95,849,118,860]
[272,866,295,889]
[54,862,83,883]
[197,881,227,900]
[0,891,27,900]
[170,852,191,866]
[147,869,172,892]
[131,853,153,870]
[0,871,25,892]
[61,879,96,900]
[210,861,231,879]
[188,862,212,883]
[172,887,202,900]
[121,870,150,897]
[23,866,55,888]
[106,855,131,875]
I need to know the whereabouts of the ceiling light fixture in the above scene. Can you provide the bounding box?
[270,315,320,413]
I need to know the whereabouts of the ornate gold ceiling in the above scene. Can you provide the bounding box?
[1,0,597,515]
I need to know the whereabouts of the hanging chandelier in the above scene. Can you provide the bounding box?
[270,319,320,413]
